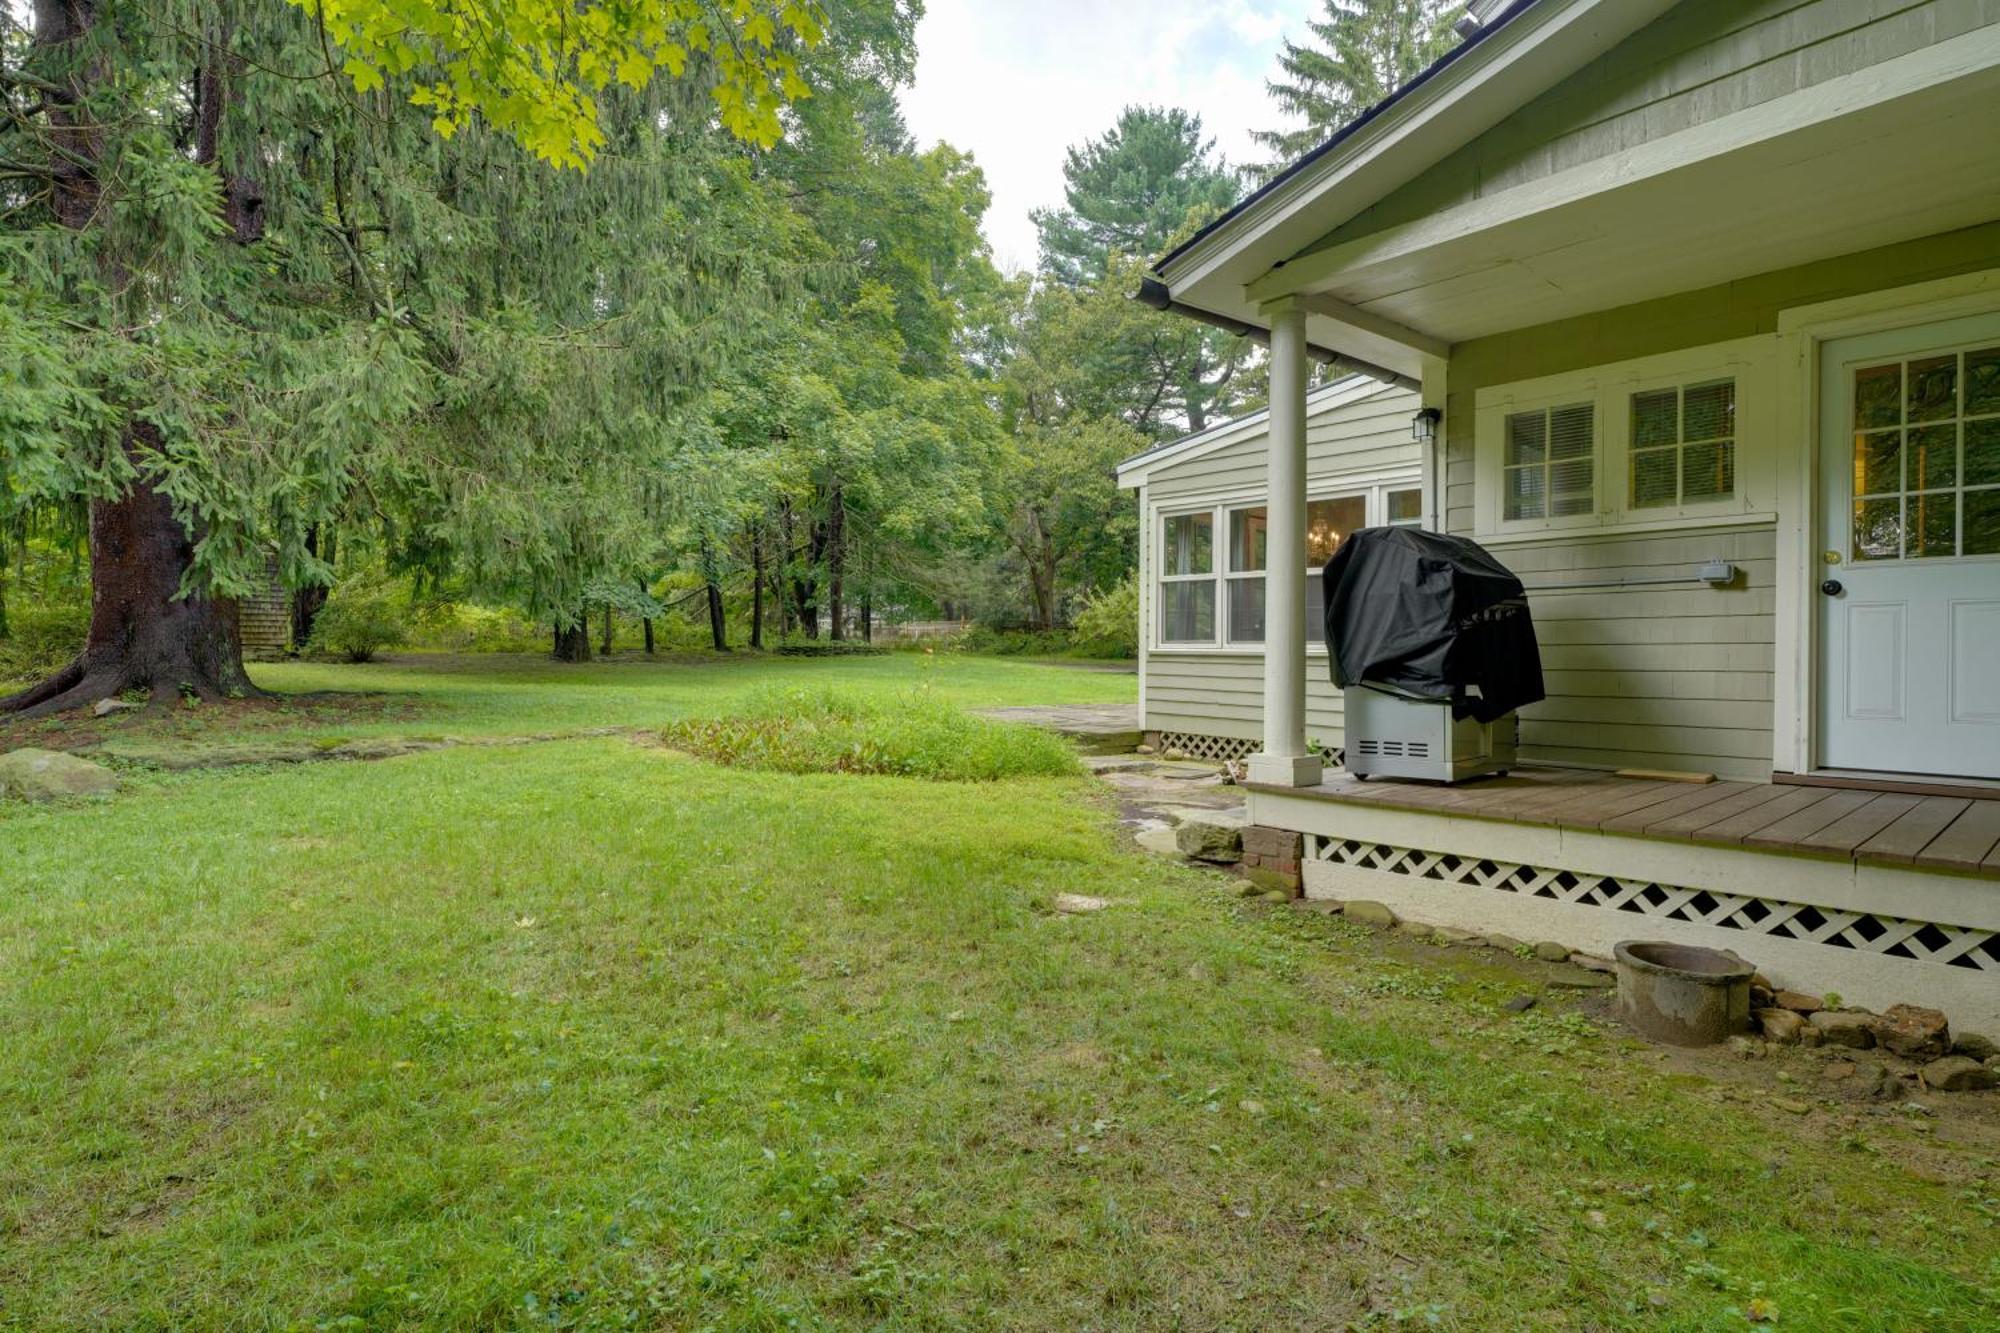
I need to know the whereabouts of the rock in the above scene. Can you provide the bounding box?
[1726,1035,1767,1059]
[1532,941,1570,962]
[1769,1096,1811,1116]
[1951,1031,1998,1062]
[1774,990,1823,1015]
[1921,1056,1999,1093]
[1546,964,1615,990]
[1162,747,1188,762]
[1342,901,1397,929]
[1237,1099,1266,1116]
[1134,744,1157,756]
[1053,894,1108,915]
[1848,1063,1903,1103]
[1568,953,1616,974]
[1294,899,1342,916]
[1751,972,1774,990]
[1133,827,1184,857]
[1433,926,1483,947]
[1501,995,1538,1014]
[1260,889,1293,904]
[1876,1004,1950,1059]
[1484,934,1525,953]
[1756,1008,1807,1045]
[1821,1060,1857,1081]
[1809,1011,1877,1050]
[0,748,119,802]
[90,697,141,717]
[1749,984,1775,1010]
[1175,819,1243,863]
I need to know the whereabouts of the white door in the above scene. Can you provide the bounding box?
[1817,313,2000,780]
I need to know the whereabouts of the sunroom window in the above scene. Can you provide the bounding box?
[1158,511,1214,642]
[1503,404,1595,520]
[1225,506,1267,643]
[1631,379,1736,509]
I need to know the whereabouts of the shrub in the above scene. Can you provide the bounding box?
[1070,575,1139,659]
[309,581,409,663]
[0,602,89,686]
[663,686,1079,781]
[771,637,886,658]
[406,601,545,654]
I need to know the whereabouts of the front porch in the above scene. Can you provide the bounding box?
[1248,768,2000,1030]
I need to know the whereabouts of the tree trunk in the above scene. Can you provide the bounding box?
[827,483,846,641]
[0,3,262,718]
[2,439,258,718]
[700,537,727,652]
[749,525,765,650]
[552,620,591,662]
[291,525,332,652]
[640,578,655,655]
[599,602,614,656]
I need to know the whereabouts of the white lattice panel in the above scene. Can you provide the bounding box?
[1308,837,2000,973]
[1159,732,1259,763]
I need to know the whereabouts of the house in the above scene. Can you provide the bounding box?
[1139,0,2000,1029]
[1115,376,1422,761]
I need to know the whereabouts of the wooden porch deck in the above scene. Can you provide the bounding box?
[1272,768,2000,879]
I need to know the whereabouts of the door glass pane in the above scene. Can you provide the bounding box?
[1227,578,1265,643]
[1853,498,1902,562]
[1907,355,1958,422]
[1304,495,1366,568]
[1386,488,1423,525]
[1967,418,2000,486]
[1967,346,2000,415]
[1910,424,1958,491]
[1908,491,1957,559]
[1855,430,1902,496]
[1228,507,1267,572]
[1160,581,1215,642]
[1854,362,1901,429]
[1163,512,1212,576]
[1965,489,2000,556]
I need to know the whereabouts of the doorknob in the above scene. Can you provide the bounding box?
[1821,579,1844,597]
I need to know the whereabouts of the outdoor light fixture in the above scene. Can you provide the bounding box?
[1411,407,1442,444]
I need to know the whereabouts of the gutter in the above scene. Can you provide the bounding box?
[1135,277,1420,393]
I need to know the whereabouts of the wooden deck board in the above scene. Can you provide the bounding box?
[1926,801,2000,870]
[1858,797,1972,865]
[1796,794,1924,855]
[1267,767,2000,879]
[1647,782,1798,840]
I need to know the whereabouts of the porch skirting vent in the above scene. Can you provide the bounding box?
[1308,837,1999,973]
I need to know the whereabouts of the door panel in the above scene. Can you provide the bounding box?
[1817,312,2000,780]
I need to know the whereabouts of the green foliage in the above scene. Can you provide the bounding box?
[0,603,87,687]
[771,638,886,657]
[297,0,827,166]
[1071,573,1140,658]
[309,581,410,663]
[1254,1,1467,173]
[663,685,1079,780]
[405,601,548,654]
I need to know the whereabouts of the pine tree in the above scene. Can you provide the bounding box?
[1253,1,1465,174]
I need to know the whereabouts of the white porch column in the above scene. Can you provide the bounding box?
[1248,298,1323,788]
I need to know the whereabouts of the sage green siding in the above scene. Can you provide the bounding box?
[1137,379,1420,747]
[1440,225,2000,779]
[1311,0,2000,260]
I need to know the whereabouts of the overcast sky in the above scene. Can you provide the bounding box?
[900,0,1317,275]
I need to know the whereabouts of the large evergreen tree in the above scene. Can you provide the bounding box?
[1253,0,1464,173]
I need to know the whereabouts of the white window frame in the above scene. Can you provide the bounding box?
[1150,474,1423,653]
[1473,335,1778,543]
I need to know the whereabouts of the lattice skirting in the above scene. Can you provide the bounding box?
[1158,732,1259,763]
[1307,836,1999,973]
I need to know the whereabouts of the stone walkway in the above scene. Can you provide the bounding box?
[978,703,1141,755]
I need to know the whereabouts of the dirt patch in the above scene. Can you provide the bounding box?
[0,690,422,755]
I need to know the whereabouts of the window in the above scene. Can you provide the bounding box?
[1503,403,1594,520]
[1631,379,1735,509]
[1157,483,1417,649]
[1158,511,1214,642]
[1850,344,2000,561]
[1225,506,1267,642]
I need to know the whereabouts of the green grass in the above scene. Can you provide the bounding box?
[663,685,1080,781]
[0,656,1995,1329]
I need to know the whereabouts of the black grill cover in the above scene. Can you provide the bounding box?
[1321,527,1544,723]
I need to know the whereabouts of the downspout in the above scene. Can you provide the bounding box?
[1135,277,1421,394]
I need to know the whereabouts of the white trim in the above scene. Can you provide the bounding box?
[1770,268,2000,776]
[1471,335,1780,541]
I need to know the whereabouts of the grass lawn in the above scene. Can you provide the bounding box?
[1,655,1995,1328]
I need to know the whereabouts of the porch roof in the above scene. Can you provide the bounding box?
[1251,767,2000,879]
